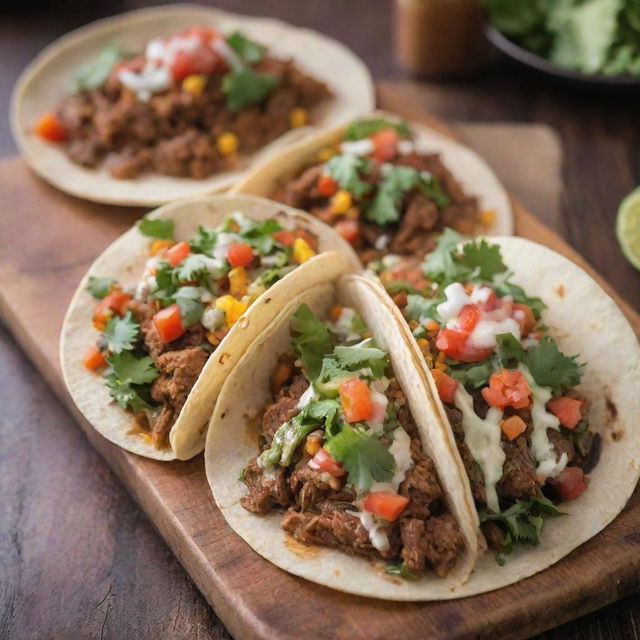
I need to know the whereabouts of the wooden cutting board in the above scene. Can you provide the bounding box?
[2,93,640,640]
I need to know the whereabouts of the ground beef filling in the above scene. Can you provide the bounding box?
[273,150,479,264]
[57,57,331,180]
[240,368,464,577]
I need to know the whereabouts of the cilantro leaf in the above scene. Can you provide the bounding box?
[480,496,566,564]
[525,336,583,389]
[405,294,442,324]
[87,276,115,300]
[222,68,278,111]
[367,166,421,225]
[138,216,174,240]
[384,561,418,581]
[176,255,208,282]
[154,261,178,298]
[226,31,266,64]
[495,332,526,369]
[103,312,139,354]
[175,287,205,327]
[494,281,546,319]
[189,226,219,254]
[344,118,412,141]
[325,425,394,494]
[325,154,372,199]
[107,351,158,385]
[71,44,122,92]
[333,341,388,378]
[460,239,508,281]
[383,281,420,295]
[291,304,333,381]
[238,217,282,254]
[448,359,497,389]
[105,376,154,413]
[422,228,469,285]
[349,312,368,337]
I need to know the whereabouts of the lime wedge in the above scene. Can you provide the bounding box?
[616,188,640,271]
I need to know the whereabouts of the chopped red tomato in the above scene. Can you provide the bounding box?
[547,396,583,429]
[363,491,409,521]
[170,41,226,81]
[552,466,588,501]
[317,174,338,197]
[380,258,429,291]
[370,128,398,163]
[431,369,458,403]
[501,415,527,441]
[339,377,373,423]
[35,112,67,142]
[482,369,531,409]
[180,26,221,43]
[227,243,254,268]
[478,289,500,311]
[82,345,106,371]
[309,448,345,477]
[93,290,132,328]
[153,304,185,343]
[512,303,536,336]
[272,230,295,246]
[458,304,481,333]
[335,219,360,245]
[435,328,493,363]
[166,241,190,267]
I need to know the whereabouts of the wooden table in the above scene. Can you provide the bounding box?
[2,2,640,638]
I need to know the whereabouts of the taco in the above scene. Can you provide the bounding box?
[60,195,359,461]
[11,4,374,205]
[364,231,640,593]
[231,110,512,265]
[206,274,482,600]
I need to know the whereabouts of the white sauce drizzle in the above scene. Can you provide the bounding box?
[340,139,374,156]
[453,385,504,513]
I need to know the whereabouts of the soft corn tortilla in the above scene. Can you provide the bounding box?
[11,4,374,206]
[205,274,482,600]
[360,236,640,595]
[60,194,360,461]
[231,110,514,236]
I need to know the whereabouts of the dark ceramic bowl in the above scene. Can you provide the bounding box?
[485,23,640,88]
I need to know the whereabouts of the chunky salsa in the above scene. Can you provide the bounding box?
[375,230,600,562]
[240,303,464,578]
[83,212,320,449]
[272,117,489,265]
[35,27,331,180]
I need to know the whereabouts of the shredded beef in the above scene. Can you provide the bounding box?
[547,428,576,465]
[423,514,464,577]
[481,521,505,550]
[498,436,542,501]
[388,193,439,255]
[261,374,309,441]
[142,320,206,363]
[241,459,292,514]
[399,440,442,520]
[400,518,427,574]
[149,347,209,448]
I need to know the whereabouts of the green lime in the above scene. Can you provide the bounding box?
[616,187,640,271]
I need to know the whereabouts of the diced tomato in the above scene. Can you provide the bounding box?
[226,243,254,268]
[317,174,338,197]
[435,328,493,363]
[335,219,360,245]
[547,396,583,429]
[166,241,191,267]
[309,448,345,477]
[82,345,106,371]
[482,369,531,410]
[370,128,398,163]
[458,304,481,333]
[512,303,536,336]
[381,258,429,291]
[363,491,409,522]
[93,290,132,328]
[153,304,185,343]
[501,415,527,441]
[272,230,295,246]
[478,289,500,312]
[329,305,344,322]
[431,368,458,403]
[180,26,221,43]
[339,377,373,423]
[170,43,226,81]
[35,112,67,142]
[552,466,588,501]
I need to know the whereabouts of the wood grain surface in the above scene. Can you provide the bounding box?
[2,2,640,639]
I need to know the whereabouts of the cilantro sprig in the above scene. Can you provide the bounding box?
[344,118,412,141]
[138,216,174,240]
[87,276,115,300]
[325,154,372,199]
[291,304,333,381]
[103,311,139,354]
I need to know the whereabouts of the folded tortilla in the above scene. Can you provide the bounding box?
[60,194,360,461]
[11,4,374,206]
[231,109,513,236]
[205,273,482,600]
[360,236,640,595]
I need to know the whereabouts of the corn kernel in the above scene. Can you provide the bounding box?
[182,74,207,96]
[424,319,440,333]
[305,436,321,456]
[229,266,249,298]
[150,239,172,256]
[479,209,497,227]
[408,319,418,330]
[293,237,316,264]
[416,338,430,355]
[345,206,360,219]
[215,295,247,327]
[317,146,336,162]
[289,107,307,129]
[216,132,239,156]
[331,190,352,215]
[206,331,221,347]
[436,351,447,365]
